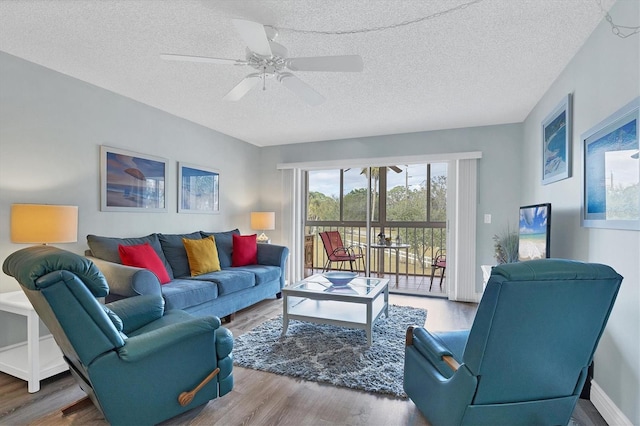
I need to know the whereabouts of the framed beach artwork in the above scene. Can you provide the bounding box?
[542,94,572,185]
[582,97,639,230]
[100,146,168,212]
[178,162,220,214]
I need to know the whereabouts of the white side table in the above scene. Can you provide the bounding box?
[370,243,410,286]
[0,291,67,392]
[481,265,494,291]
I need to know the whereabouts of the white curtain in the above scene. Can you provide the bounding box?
[447,158,478,302]
[281,168,304,284]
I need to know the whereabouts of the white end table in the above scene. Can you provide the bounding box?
[481,265,494,291]
[0,291,67,392]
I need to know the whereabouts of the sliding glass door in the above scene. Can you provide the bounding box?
[304,164,448,288]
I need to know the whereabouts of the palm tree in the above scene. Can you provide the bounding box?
[360,167,380,221]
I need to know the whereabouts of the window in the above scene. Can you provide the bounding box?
[343,168,369,221]
[385,164,447,224]
[307,170,339,221]
[306,164,446,226]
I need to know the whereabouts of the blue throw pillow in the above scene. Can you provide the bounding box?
[158,232,202,278]
[200,229,240,269]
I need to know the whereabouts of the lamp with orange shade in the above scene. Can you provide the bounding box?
[11,204,78,244]
[250,211,275,244]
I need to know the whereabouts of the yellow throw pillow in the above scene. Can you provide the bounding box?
[183,236,221,276]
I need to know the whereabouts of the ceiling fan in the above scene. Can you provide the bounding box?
[160,19,363,106]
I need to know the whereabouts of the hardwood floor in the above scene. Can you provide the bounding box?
[0,295,607,425]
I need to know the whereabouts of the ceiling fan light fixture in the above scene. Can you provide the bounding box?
[160,18,363,105]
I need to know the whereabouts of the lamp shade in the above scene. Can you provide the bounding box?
[250,211,275,231]
[11,204,78,244]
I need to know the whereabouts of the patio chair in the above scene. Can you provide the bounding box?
[429,248,446,290]
[319,231,364,272]
[404,258,622,425]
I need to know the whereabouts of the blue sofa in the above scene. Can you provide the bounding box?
[86,229,288,319]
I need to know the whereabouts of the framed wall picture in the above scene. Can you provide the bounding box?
[100,146,168,212]
[178,162,220,214]
[542,94,572,185]
[582,97,639,230]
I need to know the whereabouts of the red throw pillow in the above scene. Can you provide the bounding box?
[232,234,258,267]
[118,243,171,284]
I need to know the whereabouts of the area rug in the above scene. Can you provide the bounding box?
[232,304,427,398]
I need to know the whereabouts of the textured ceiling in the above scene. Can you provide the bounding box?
[0,0,617,146]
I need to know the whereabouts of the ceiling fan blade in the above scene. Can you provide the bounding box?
[160,53,246,65]
[231,19,273,57]
[389,166,403,173]
[277,72,325,106]
[223,73,261,101]
[286,55,363,72]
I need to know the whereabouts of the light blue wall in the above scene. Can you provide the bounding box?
[0,52,262,344]
[520,1,639,423]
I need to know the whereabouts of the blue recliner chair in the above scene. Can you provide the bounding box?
[2,246,234,426]
[404,259,622,426]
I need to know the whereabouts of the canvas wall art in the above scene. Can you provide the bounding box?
[100,146,168,212]
[542,94,572,185]
[178,162,220,213]
[582,97,639,230]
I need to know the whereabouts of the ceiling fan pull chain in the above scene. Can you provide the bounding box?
[263,66,267,91]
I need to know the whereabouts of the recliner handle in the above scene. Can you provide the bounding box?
[442,355,460,371]
[178,368,220,406]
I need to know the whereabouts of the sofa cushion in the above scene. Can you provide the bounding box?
[232,234,258,267]
[191,269,255,296]
[183,236,221,276]
[158,232,202,278]
[200,229,239,269]
[87,233,174,279]
[118,243,171,284]
[229,264,281,285]
[160,278,218,311]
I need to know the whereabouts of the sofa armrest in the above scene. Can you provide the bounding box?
[87,256,161,298]
[411,327,453,358]
[256,243,288,266]
[106,294,165,334]
[116,316,220,363]
[215,326,234,359]
[408,326,461,377]
[257,244,289,288]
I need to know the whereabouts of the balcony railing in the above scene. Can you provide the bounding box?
[305,225,446,278]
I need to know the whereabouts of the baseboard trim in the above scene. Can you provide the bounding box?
[591,380,633,426]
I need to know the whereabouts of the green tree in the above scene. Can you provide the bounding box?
[430,175,447,221]
[387,186,425,221]
[307,191,339,221]
[343,187,367,221]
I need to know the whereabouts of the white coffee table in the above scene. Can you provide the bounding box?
[282,274,389,346]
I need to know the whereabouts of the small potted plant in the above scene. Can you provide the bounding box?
[493,225,519,264]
